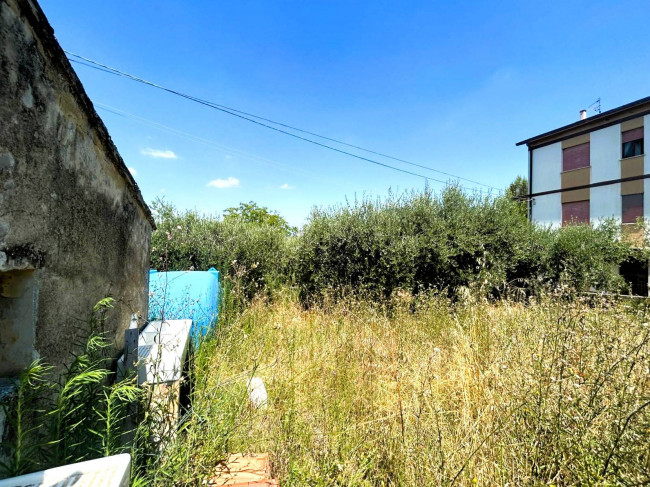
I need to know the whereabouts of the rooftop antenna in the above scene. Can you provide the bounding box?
[587,97,601,114]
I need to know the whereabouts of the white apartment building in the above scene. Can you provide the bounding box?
[517,96,650,294]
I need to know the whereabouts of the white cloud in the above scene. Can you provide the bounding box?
[207,177,240,189]
[141,148,178,159]
[128,167,137,176]
[280,183,293,190]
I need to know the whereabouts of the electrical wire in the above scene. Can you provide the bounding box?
[66,51,500,193]
[70,55,496,190]
[97,103,497,194]
[94,102,323,179]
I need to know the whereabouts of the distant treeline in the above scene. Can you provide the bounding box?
[150,186,647,301]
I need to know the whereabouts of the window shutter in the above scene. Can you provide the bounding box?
[622,127,644,143]
[562,142,590,171]
[622,193,643,224]
[562,200,589,225]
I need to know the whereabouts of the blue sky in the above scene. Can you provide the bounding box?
[41,1,650,226]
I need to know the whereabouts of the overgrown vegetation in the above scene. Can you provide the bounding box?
[0,298,140,477]
[7,184,648,485]
[151,198,294,299]
[0,297,196,484]
[297,187,638,299]
[152,186,645,301]
[153,288,650,485]
[142,185,650,484]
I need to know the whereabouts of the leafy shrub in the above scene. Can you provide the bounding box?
[150,199,294,298]
[520,219,640,294]
[150,188,643,302]
[296,187,639,300]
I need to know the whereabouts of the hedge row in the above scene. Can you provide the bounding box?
[151,188,645,300]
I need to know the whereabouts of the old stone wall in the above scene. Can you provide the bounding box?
[0,0,154,374]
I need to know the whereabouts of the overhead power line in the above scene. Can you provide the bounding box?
[96,102,492,193]
[66,51,500,192]
[69,55,495,190]
[94,102,323,179]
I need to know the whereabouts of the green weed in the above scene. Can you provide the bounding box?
[154,288,650,485]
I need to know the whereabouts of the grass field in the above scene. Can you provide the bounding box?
[154,289,650,486]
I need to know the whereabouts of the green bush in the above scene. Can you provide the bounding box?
[150,189,643,302]
[150,199,294,298]
[519,219,639,294]
[295,187,640,300]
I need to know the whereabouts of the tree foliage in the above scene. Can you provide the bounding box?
[150,198,293,298]
[296,186,636,300]
[506,175,528,198]
[223,201,296,236]
[150,188,644,302]
[506,175,529,217]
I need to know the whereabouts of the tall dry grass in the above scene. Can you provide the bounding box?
[159,289,650,486]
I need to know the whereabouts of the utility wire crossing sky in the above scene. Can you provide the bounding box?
[66,51,499,193]
[39,0,650,226]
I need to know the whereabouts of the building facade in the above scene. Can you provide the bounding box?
[518,96,650,294]
[0,0,155,375]
[518,97,650,229]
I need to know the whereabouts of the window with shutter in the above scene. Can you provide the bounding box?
[622,193,643,224]
[562,200,589,226]
[562,142,590,171]
[622,128,644,159]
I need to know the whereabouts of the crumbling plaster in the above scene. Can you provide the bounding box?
[0,0,154,372]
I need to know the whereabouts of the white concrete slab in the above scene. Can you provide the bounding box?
[0,453,130,487]
[118,319,192,385]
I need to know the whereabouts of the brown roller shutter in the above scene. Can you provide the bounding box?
[562,142,590,171]
[622,127,644,143]
[622,193,643,223]
[562,200,589,226]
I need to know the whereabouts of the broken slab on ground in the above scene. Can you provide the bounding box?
[206,453,278,486]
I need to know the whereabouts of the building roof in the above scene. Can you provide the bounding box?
[20,0,155,228]
[516,96,650,149]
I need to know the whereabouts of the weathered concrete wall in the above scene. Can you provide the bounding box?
[0,0,154,374]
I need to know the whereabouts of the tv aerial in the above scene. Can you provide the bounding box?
[587,97,601,114]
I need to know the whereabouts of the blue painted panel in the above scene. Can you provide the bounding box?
[148,268,220,343]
